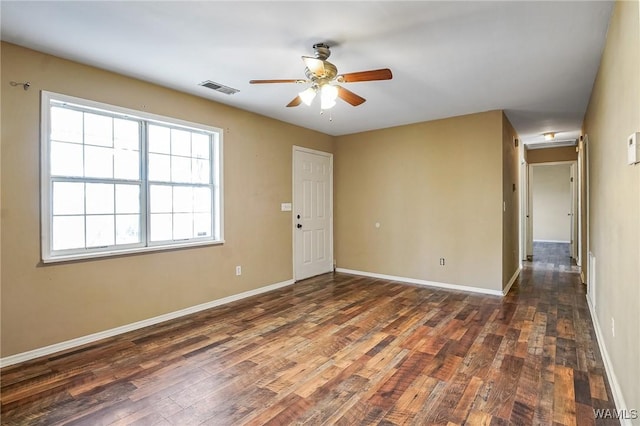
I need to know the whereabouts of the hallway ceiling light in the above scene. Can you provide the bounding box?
[543,132,556,141]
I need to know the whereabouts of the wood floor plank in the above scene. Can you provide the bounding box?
[0,242,619,425]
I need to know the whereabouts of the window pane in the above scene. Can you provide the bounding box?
[53,215,85,250]
[171,129,191,157]
[192,133,210,159]
[173,186,193,213]
[114,149,139,180]
[86,215,115,247]
[45,96,220,259]
[53,182,85,215]
[148,153,170,182]
[194,213,211,237]
[173,213,193,239]
[114,119,139,150]
[193,187,211,212]
[150,213,172,241]
[86,183,114,214]
[149,125,170,154]
[171,156,191,183]
[115,184,140,214]
[51,141,83,177]
[192,159,210,184]
[85,146,114,178]
[84,112,113,147]
[51,107,83,143]
[150,185,172,213]
[116,214,140,245]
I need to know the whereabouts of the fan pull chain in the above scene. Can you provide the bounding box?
[319,109,333,122]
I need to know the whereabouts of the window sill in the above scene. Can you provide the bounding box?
[41,239,225,264]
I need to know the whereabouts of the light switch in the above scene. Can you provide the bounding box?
[628,132,639,165]
[281,203,292,211]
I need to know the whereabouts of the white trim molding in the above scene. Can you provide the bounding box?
[503,267,522,296]
[587,296,631,426]
[0,278,295,368]
[335,268,505,297]
[533,239,571,244]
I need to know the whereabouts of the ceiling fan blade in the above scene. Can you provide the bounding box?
[249,79,307,84]
[302,56,326,77]
[337,86,366,106]
[338,68,393,83]
[286,96,302,107]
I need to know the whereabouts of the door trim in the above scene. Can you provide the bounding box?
[527,160,578,256]
[292,146,334,281]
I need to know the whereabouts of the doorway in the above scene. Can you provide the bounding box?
[292,146,333,281]
[526,161,578,262]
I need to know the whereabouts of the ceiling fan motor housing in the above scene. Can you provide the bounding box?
[313,43,331,60]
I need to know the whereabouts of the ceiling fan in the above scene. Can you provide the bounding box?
[249,43,392,110]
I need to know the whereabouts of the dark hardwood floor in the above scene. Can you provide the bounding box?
[1,245,618,425]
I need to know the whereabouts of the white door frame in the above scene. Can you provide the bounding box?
[584,135,596,305]
[527,160,578,255]
[292,146,334,281]
[570,161,578,260]
[577,145,583,267]
[526,163,533,260]
[520,159,528,262]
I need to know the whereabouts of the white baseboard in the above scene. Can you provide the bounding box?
[533,239,571,243]
[335,268,504,296]
[503,267,521,296]
[0,278,295,368]
[587,297,630,426]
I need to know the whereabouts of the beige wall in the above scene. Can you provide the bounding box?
[1,42,523,359]
[334,111,504,292]
[501,113,520,288]
[583,0,640,414]
[531,164,571,242]
[526,146,577,164]
[0,43,334,357]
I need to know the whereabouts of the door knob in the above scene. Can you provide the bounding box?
[297,224,302,229]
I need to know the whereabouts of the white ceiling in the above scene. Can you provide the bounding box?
[1,1,613,142]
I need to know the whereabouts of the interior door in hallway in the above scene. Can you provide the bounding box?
[293,147,333,281]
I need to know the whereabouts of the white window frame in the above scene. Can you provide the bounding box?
[41,91,224,263]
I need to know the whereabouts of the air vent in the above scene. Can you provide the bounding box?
[199,80,239,95]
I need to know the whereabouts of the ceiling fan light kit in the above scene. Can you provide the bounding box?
[320,84,338,110]
[250,43,392,112]
[299,87,317,106]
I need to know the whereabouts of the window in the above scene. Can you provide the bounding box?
[41,91,223,262]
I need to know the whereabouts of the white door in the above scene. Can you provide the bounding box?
[293,147,333,280]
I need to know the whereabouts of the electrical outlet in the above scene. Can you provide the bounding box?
[611,317,615,337]
[439,258,445,266]
[235,266,242,276]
